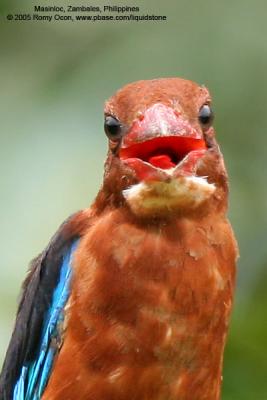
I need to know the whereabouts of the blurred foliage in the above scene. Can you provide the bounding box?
[0,0,267,398]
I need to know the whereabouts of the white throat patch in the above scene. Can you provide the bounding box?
[123,176,215,216]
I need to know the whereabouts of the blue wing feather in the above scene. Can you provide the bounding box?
[13,240,79,400]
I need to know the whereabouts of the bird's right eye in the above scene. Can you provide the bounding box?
[104,116,123,141]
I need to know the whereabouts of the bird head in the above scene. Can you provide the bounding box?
[97,78,228,218]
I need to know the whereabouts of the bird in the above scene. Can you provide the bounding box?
[0,77,238,400]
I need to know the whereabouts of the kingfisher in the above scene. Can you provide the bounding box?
[0,78,238,400]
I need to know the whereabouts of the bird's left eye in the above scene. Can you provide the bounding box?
[198,104,213,126]
[104,116,123,141]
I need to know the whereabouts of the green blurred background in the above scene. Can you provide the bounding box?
[1,0,267,398]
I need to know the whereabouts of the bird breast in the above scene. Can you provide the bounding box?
[43,208,237,400]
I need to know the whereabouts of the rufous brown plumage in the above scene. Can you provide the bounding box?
[0,78,238,400]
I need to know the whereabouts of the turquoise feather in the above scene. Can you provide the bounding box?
[13,240,78,400]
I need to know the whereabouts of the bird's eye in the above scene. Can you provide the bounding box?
[104,116,123,141]
[198,104,213,126]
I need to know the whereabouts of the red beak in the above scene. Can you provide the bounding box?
[122,103,203,145]
[120,103,206,180]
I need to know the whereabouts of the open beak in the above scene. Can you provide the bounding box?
[119,103,207,181]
